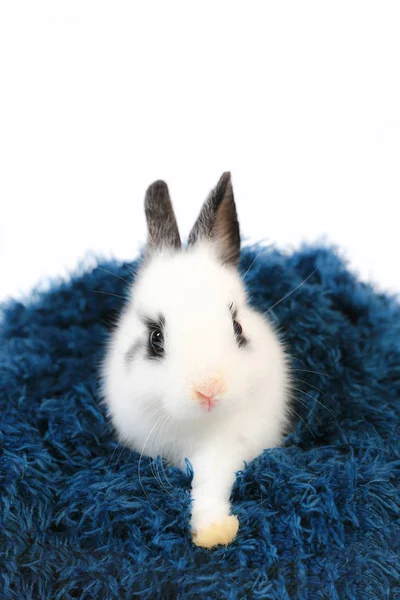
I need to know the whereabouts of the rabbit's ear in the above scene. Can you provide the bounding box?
[188,172,240,266]
[144,180,181,252]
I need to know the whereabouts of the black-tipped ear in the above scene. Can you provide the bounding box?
[187,172,240,266]
[144,180,181,252]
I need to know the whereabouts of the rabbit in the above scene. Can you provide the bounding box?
[102,172,291,548]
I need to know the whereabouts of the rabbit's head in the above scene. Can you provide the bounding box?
[104,173,287,434]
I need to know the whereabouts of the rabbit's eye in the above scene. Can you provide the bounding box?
[149,327,164,357]
[233,320,243,336]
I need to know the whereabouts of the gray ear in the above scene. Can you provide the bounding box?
[144,180,181,252]
[188,172,240,266]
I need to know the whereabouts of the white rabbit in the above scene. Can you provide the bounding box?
[102,173,290,548]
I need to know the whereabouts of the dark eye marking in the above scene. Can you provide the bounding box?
[233,320,243,336]
[125,340,143,367]
[229,303,248,348]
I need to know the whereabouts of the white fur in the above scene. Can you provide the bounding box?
[102,243,290,534]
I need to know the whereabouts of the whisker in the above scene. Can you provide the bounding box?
[145,404,165,421]
[148,418,163,484]
[264,269,318,315]
[159,456,173,489]
[138,414,163,490]
[292,377,327,396]
[93,290,127,300]
[292,386,336,419]
[292,369,329,378]
[149,417,169,492]
[154,414,174,490]
[102,422,114,436]
[287,406,315,438]
[291,394,322,425]
[150,458,162,488]
[95,266,132,286]
[288,355,308,367]
[98,318,117,329]
[137,414,169,516]
[242,250,264,280]
[111,444,126,474]
[107,439,122,469]
[152,416,174,495]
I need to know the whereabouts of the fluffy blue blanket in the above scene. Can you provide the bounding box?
[1,245,399,599]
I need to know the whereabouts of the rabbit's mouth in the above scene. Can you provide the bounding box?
[195,391,221,412]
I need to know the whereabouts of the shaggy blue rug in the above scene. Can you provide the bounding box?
[1,245,399,600]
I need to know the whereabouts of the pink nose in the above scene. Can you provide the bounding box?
[194,377,226,411]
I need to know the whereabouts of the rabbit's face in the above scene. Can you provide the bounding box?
[126,245,260,420]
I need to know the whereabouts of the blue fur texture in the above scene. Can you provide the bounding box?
[1,245,399,599]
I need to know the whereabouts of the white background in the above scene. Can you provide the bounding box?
[1,1,400,302]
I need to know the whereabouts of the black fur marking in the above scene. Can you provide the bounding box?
[237,333,249,348]
[125,340,143,366]
[142,314,165,330]
[188,172,241,266]
[229,303,238,320]
[228,303,249,348]
[144,181,181,252]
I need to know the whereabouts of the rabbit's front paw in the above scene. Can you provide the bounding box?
[191,515,239,549]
